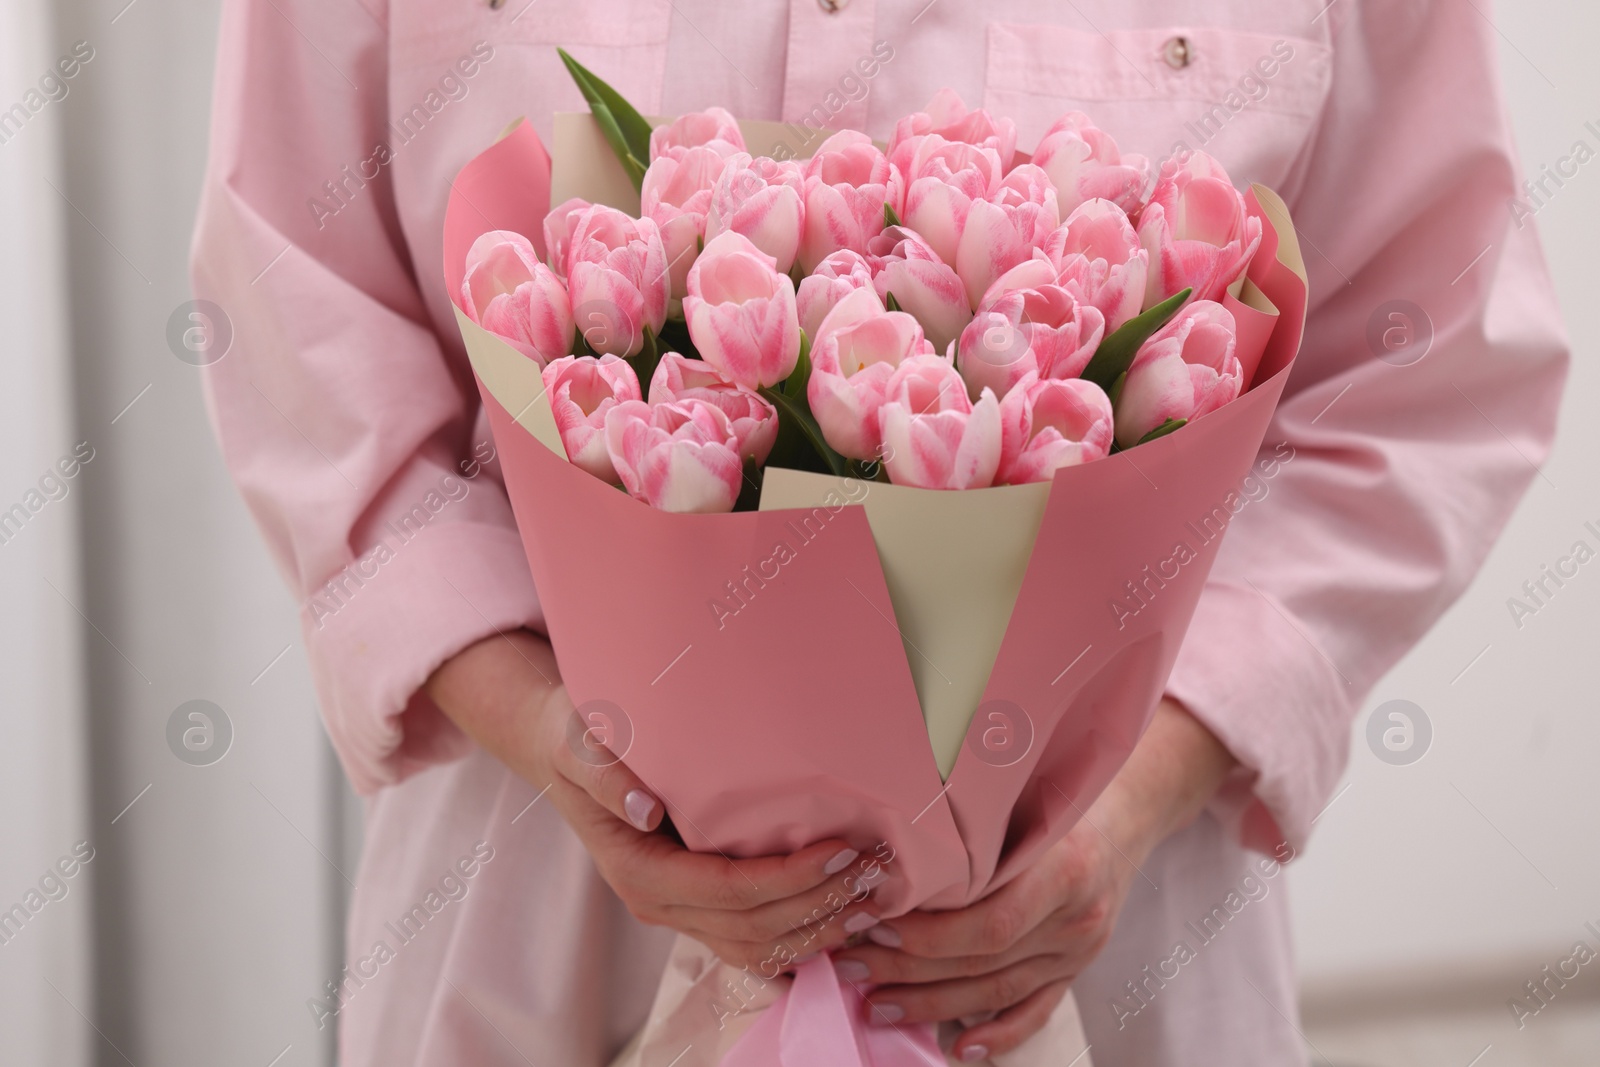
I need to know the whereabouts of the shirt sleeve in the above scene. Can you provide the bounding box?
[191,0,544,793]
[1164,0,1569,853]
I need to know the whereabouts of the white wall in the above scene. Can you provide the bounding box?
[1291,0,1600,995]
[0,3,92,1063]
[41,1,351,1065]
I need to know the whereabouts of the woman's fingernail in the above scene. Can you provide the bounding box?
[823,848,860,875]
[843,912,880,933]
[624,789,658,831]
[867,924,901,947]
[860,865,889,888]
[959,1045,990,1062]
[835,959,870,982]
[870,1002,905,1024]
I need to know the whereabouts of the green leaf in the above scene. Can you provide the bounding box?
[884,290,903,314]
[883,202,901,228]
[558,47,651,190]
[1134,418,1187,446]
[783,330,812,401]
[1079,287,1193,391]
[1108,369,1128,410]
[628,324,663,390]
[760,384,847,477]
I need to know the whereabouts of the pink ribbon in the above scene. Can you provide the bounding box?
[721,955,946,1067]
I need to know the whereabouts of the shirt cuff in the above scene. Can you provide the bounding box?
[1164,579,1353,854]
[300,520,544,794]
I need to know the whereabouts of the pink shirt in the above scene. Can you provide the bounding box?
[192,1,1567,1063]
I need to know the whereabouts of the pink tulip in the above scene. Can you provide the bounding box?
[977,253,1058,309]
[865,225,972,357]
[797,131,905,274]
[888,89,1018,174]
[1115,300,1242,448]
[807,290,934,461]
[877,355,1002,490]
[1031,112,1150,216]
[898,138,1004,269]
[955,163,1060,311]
[603,398,743,513]
[1137,151,1263,307]
[704,153,807,274]
[461,230,575,367]
[957,284,1104,400]
[649,107,746,162]
[541,355,642,483]
[1042,199,1149,332]
[649,351,779,464]
[565,204,670,358]
[997,372,1113,484]
[796,250,874,340]
[641,146,733,313]
[543,197,592,274]
[683,231,802,390]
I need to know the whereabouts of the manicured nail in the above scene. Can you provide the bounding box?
[823,848,859,875]
[624,789,658,831]
[871,1002,905,1024]
[959,1045,989,1062]
[860,865,889,888]
[843,912,880,933]
[835,959,870,982]
[867,924,901,947]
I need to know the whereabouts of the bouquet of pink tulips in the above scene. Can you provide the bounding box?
[443,51,1306,1067]
[458,56,1266,514]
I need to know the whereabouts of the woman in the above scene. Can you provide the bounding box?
[192,1,1567,1063]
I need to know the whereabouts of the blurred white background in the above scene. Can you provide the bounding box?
[0,1,1593,1065]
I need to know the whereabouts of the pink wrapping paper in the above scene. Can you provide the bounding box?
[444,120,1307,1065]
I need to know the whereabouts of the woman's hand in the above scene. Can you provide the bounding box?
[427,629,883,970]
[832,699,1238,1061]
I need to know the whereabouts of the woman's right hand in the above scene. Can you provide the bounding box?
[427,628,885,970]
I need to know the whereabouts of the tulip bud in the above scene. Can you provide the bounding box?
[461,230,575,366]
[796,250,875,341]
[649,352,779,465]
[996,372,1113,484]
[807,290,933,461]
[1042,199,1149,333]
[565,205,670,358]
[603,398,743,513]
[957,285,1104,401]
[888,89,1018,175]
[1137,151,1262,308]
[704,153,807,275]
[1115,300,1242,448]
[642,147,733,314]
[797,131,904,273]
[1030,111,1150,216]
[877,355,1002,490]
[542,355,642,482]
[865,225,972,357]
[683,231,803,390]
[650,107,746,163]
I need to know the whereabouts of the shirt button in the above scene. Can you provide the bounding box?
[819,0,849,12]
[1162,36,1192,69]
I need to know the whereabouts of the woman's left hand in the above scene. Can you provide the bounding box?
[831,698,1240,1061]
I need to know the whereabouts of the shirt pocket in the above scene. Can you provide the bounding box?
[982,23,1332,193]
[390,0,673,122]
